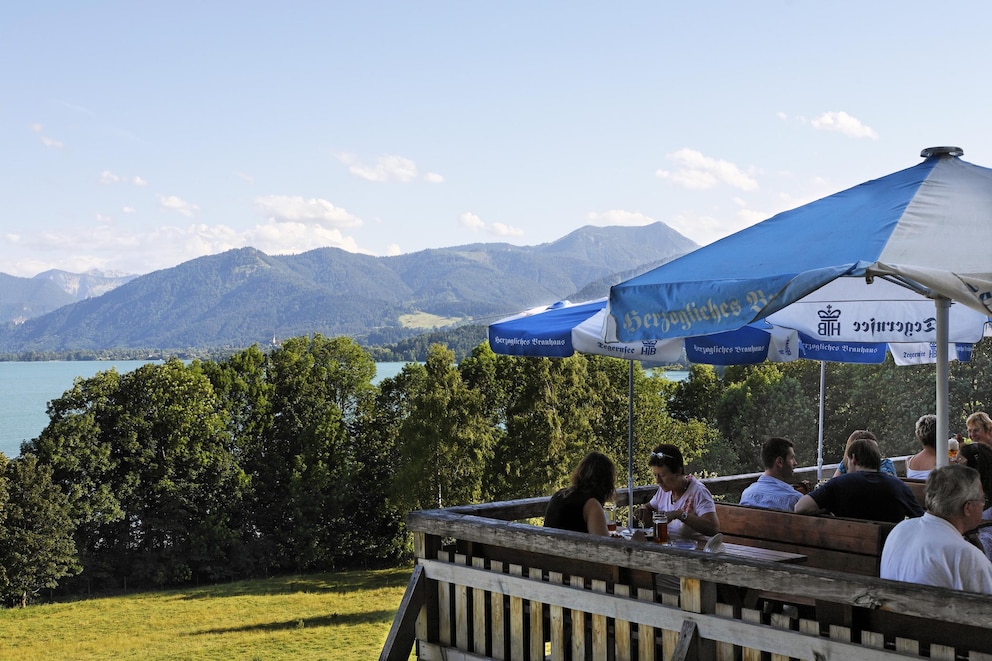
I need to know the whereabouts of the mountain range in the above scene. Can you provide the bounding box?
[0,223,697,353]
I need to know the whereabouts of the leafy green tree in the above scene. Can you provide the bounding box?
[0,454,79,607]
[393,345,495,510]
[27,360,245,589]
[487,354,600,501]
[249,335,378,572]
[667,364,724,423]
[715,364,815,470]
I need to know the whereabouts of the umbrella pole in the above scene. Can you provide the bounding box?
[936,297,950,467]
[818,361,825,482]
[627,360,635,530]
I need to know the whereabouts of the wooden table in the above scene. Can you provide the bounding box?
[624,530,808,564]
[718,541,807,564]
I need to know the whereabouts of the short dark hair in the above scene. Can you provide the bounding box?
[847,438,881,470]
[761,437,794,469]
[648,444,684,474]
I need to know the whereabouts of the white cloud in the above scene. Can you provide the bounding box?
[424,172,444,183]
[95,213,114,225]
[122,206,136,214]
[491,222,524,237]
[31,123,64,148]
[776,111,788,120]
[810,111,879,140]
[587,210,655,226]
[459,212,485,231]
[459,212,522,238]
[339,153,418,182]
[235,171,255,183]
[656,148,759,191]
[386,243,402,256]
[254,195,362,228]
[100,170,148,186]
[158,194,200,218]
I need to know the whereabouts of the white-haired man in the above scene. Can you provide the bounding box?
[880,464,992,593]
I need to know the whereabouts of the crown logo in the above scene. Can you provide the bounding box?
[817,305,841,321]
[641,340,657,348]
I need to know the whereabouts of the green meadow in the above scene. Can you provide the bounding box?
[0,568,413,661]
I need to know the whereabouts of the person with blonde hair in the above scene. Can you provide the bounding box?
[967,412,992,447]
[832,429,896,478]
[906,414,937,480]
[544,451,616,536]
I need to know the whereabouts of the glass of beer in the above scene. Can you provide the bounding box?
[652,510,669,543]
[948,438,960,461]
[604,502,616,532]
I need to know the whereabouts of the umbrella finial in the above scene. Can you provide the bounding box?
[921,146,963,158]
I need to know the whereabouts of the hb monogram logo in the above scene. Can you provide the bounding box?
[817,305,841,337]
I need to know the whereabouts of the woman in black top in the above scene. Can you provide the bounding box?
[544,451,615,536]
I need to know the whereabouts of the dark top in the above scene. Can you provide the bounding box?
[544,487,597,533]
[810,471,925,522]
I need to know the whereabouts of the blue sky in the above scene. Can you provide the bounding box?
[3,2,992,277]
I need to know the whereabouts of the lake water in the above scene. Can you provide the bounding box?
[0,360,410,459]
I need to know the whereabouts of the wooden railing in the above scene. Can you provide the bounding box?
[382,460,992,661]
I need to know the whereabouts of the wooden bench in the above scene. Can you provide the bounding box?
[714,502,896,576]
[902,477,926,507]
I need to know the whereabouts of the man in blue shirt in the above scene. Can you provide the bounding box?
[740,437,803,511]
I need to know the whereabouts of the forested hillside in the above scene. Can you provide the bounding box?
[0,223,696,354]
[2,332,989,606]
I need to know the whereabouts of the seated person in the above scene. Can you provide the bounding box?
[832,429,896,478]
[544,451,615,536]
[967,411,992,447]
[639,444,719,541]
[740,437,803,511]
[905,414,937,480]
[880,464,992,593]
[960,442,992,560]
[795,438,924,522]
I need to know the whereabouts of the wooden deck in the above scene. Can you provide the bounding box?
[382,463,992,661]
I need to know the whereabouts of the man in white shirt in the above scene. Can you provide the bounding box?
[880,464,992,593]
[740,437,802,511]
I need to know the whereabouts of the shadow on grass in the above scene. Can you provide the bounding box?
[175,568,412,600]
[192,609,398,635]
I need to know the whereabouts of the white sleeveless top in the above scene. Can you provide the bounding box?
[905,467,931,480]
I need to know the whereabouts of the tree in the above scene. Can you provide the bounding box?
[0,454,79,607]
[393,345,496,510]
[249,335,379,572]
[486,354,600,501]
[27,360,246,590]
[715,364,815,470]
[667,364,724,423]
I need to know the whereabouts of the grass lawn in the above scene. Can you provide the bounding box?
[0,567,414,660]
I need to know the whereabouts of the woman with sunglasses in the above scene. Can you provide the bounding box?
[640,444,720,541]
